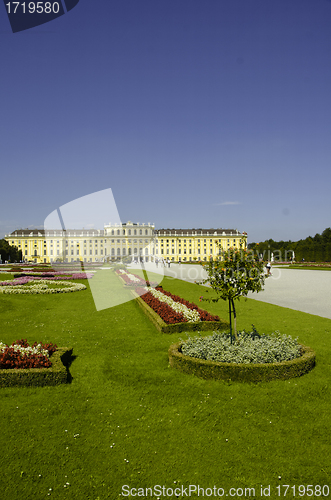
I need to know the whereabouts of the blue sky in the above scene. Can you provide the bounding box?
[1,0,331,243]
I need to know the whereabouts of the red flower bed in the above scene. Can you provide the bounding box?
[155,287,220,322]
[135,286,220,324]
[0,339,57,370]
[135,286,186,324]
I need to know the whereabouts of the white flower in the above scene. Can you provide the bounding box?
[147,287,201,322]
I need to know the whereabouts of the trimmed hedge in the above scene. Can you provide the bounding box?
[168,341,316,382]
[133,291,229,334]
[0,348,72,388]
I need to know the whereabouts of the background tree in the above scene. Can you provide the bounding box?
[200,246,265,342]
[0,239,22,262]
[248,227,331,262]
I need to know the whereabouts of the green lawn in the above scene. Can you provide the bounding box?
[0,274,330,499]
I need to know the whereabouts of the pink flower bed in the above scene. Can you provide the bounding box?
[0,272,93,287]
[115,270,158,287]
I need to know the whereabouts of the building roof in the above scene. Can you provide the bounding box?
[7,227,246,238]
[155,228,245,236]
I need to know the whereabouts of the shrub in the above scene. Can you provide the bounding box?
[180,329,302,364]
[0,348,72,387]
[169,341,316,382]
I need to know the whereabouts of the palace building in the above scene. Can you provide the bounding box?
[5,222,247,264]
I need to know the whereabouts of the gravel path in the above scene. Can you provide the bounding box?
[155,264,331,320]
[247,267,331,319]
[6,263,330,319]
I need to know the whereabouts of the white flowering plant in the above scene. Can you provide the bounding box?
[0,279,86,295]
[180,328,302,364]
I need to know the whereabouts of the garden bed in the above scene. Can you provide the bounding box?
[168,340,316,382]
[132,288,229,333]
[0,347,72,388]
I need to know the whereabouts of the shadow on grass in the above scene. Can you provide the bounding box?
[60,349,77,383]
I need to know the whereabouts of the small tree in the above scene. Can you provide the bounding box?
[200,245,265,342]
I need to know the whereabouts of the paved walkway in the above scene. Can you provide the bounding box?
[142,263,331,320]
[248,267,331,319]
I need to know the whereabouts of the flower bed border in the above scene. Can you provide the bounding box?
[132,290,229,333]
[168,341,316,382]
[0,348,72,388]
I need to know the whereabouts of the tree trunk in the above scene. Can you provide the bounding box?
[231,297,238,341]
[228,298,233,343]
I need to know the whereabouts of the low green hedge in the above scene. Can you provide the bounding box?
[0,348,72,388]
[168,341,316,382]
[134,292,229,334]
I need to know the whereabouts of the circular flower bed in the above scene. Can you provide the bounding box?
[0,279,86,294]
[169,330,316,382]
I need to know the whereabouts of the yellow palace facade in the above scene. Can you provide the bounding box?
[5,222,247,264]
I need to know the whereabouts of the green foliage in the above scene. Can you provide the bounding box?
[180,329,302,364]
[0,239,22,262]
[202,247,265,301]
[249,227,331,262]
[169,341,316,383]
[200,246,265,339]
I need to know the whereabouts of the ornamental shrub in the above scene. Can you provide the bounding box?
[180,329,302,364]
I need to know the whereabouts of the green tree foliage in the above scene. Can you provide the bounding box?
[248,227,331,262]
[200,246,265,342]
[0,239,22,262]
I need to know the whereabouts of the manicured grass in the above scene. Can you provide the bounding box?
[288,266,331,271]
[0,276,330,499]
